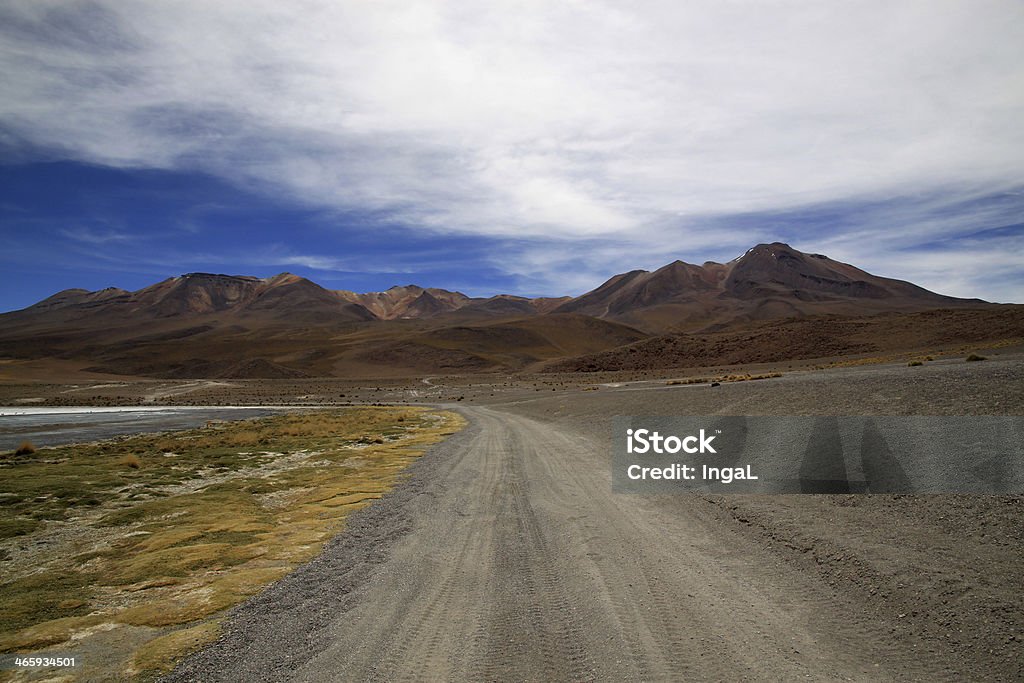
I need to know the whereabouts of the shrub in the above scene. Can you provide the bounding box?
[966,354,987,362]
[14,441,36,456]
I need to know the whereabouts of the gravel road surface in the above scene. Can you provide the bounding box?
[165,358,1024,681]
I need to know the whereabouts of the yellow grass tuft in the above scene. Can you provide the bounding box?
[131,620,222,678]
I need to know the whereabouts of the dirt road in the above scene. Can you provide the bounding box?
[299,406,952,681]
[164,359,1023,681]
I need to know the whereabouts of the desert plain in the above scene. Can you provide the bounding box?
[1,244,1023,681]
[0,339,1021,681]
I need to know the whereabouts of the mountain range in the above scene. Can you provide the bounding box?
[1,243,1014,379]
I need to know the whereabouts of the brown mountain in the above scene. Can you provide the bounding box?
[0,243,1007,379]
[445,295,574,320]
[28,286,132,313]
[554,242,982,332]
[8,273,376,326]
[335,285,472,319]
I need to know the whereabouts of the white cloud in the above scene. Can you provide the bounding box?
[58,227,133,244]
[1,0,1023,298]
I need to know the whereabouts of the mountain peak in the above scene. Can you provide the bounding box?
[264,272,305,286]
[175,272,263,286]
[734,242,799,260]
[554,242,977,330]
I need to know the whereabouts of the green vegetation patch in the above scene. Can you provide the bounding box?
[0,570,94,633]
[0,406,465,679]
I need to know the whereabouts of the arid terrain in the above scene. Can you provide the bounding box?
[134,352,1021,682]
[1,243,1023,681]
[0,345,1021,681]
[3,0,1022,677]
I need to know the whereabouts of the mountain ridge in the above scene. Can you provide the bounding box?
[0,242,1005,379]
[9,243,984,328]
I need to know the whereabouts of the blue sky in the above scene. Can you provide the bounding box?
[2,0,1023,312]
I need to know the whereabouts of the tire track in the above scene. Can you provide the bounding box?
[167,403,962,682]
[474,421,596,681]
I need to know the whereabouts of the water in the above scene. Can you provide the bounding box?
[0,406,289,451]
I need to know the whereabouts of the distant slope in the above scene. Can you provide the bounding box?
[335,285,472,319]
[334,287,572,321]
[356,314,648,372]
[4,272,376,328]
[546,307,1024,372]
[554,242,983,332]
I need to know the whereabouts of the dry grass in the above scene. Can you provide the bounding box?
[0,406,465,680]
[224,429,261,446]
[130,621,221,678]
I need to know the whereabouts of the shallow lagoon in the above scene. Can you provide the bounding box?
[0,406,287,450]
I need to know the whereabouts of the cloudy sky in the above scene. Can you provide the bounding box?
[1,0,1022,311]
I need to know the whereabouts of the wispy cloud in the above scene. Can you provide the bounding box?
[59,227,133,244]
[1,1,1022,300]
[254,252,418,276]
